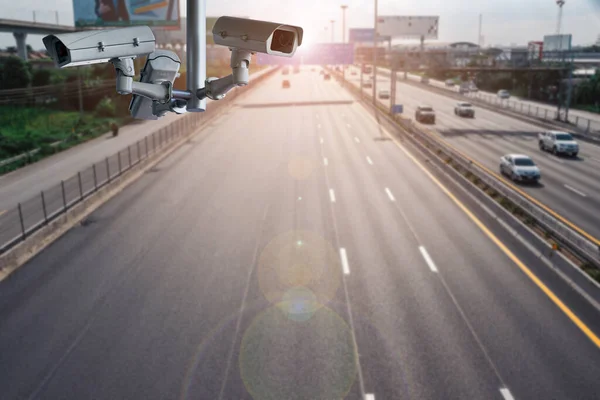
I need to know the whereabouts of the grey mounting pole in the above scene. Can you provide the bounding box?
[186,0,206,111]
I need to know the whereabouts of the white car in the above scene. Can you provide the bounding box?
[445,79,455,87]
[500,154,541,183]
[378,90,390,99]
[497,90,510,99]
[454,102,475,117]
[538,131,579,157]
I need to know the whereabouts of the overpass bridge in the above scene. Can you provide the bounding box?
[0,18,75,59]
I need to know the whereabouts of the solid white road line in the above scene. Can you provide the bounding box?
[323,157,328,166]
[339,248,350,275]
[365,395,375,400]
[499,387,515,400]
[329,189,336,203]
[564,184,587,197]
[355,137,361,143]
[418,246,438,272]
[384,187,396,202]
[320,137,324,144]
[366,156,373,165]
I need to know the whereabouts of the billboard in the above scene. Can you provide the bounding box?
[377,16,439,40]
[74,0,180,29]
[528,41,543,60]
[543,34,572,52]
[349,28,389,43]
[256,43,354,66]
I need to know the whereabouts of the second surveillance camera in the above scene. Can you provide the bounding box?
[212,16,303,56]
[43,26,156,68]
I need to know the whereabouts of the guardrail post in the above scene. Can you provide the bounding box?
[61,181,67,212]
[575,116,579,127]
[520,103,523,112]
[106,157,111,182]
[41,191,48,223]
[137,141,141,164]
[545,109,548,119]
[528,104,531,114]
[118,152,122,175]
[128,146,132,168]
[18,203,26,240]
[586,119,591,133]
[93,164,98,191]
[78,172,83,200]
[145,136,149,157]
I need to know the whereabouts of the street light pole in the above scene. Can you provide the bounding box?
[372,0,378,103]
[341,5,348,81]
[330,20,335,43]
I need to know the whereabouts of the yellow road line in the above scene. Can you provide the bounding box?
[364,110,600,348]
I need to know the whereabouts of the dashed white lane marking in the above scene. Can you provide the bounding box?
[365,395,375,400]
[564,184,587,197]
[366,156,373,165]
[320,137,324,144]
[339,248,350,275]
[323,157,328,166]
[317,124,321,129]
[329,189,336,203]
[355,137,360,143]
[418,246,438,272]
[385,187,396,202]
[499,387,515,400]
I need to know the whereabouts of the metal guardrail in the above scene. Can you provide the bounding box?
[330,66,600,268]
[0,67,279,254]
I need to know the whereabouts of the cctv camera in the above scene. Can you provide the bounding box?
[43,26,156,68]
[130,50,182,120]
[212,16,303,57]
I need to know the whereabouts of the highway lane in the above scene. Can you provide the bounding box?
[347,65,600,240]
[403,71,600,134]
[0,67,599,399]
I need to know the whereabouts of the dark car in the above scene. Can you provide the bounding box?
[415,105,436,124]
[324,74,331,80]
[362,81,373,89]
[282,80,291,88]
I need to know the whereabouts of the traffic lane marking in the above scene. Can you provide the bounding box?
[418,246,438,272]
[564,184,587,197]
[329,189,336,203]
[384,187,395,202]
[499,387,515,400]
[339,248,350,275]
[360,108,600,348]
[323,157,328,166]
[366,156,373,165]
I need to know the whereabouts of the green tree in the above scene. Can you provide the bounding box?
[0,56,31,89]
[32,68,52,87]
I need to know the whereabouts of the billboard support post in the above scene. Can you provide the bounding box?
[186,0,206,112]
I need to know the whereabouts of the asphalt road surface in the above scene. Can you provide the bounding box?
[347,65,600,241]
[1,67,599,400]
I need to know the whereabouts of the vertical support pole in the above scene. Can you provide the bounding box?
[186,0,207,111]
[41,191,48,223]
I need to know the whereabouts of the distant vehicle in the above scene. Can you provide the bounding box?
[282,80,291,88]
[282,67,290,75]
[324,74,331,80]
[445,79,455,87]
[454,102,475,118]
[497,90,510,99]
[421,76,430,84]
[538,131,579,157]
[469,84,478,92]
[415,105,436,124]
[459,82,470,94]
[500,154,541,183]
[362,65,372,74]
[362,81,373,89]
[378,90,390,99]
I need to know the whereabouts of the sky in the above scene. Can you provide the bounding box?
[1,0,599,49]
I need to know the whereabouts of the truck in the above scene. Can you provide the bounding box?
[538,131,579,157]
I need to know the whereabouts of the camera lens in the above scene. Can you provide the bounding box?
[270,29,295,54]
[55,41,69,63]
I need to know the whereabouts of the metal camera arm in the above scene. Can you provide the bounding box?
[197,49,253,100]
[111,57,189,115]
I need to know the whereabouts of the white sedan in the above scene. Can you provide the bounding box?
[499,154,541,183]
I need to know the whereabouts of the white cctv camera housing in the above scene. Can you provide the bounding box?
[43,26,156,68]
[212,16,303,57]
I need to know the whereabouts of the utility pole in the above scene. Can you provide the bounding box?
[330,20,335,43]
[341,5,348,81]
[556,0,565,35]
[372,0,378,103]
[478,14,482,49]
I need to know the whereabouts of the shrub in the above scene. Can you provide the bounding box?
[95,97,116,117]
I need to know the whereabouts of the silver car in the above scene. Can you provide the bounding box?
[500,154,541,183]
[497,90,510,99]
